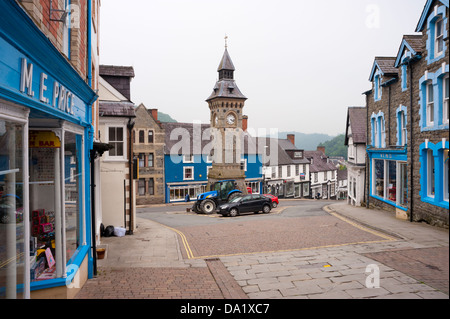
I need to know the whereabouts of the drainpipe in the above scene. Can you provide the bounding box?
[409,60,414,223]
[362,89,372,209]
[89,149,97,277]
[127,118,135,235]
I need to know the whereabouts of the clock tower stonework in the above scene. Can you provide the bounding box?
[206,46,248,194]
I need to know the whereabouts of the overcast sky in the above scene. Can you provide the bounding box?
[99,0,425,136]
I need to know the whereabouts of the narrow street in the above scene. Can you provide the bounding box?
[76,200,449,300]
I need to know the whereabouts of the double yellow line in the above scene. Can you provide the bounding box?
[163,225,195,259]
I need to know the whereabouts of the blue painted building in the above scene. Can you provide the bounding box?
[0,0,99,298]
[162,122,263,203]
[365,0,448,227]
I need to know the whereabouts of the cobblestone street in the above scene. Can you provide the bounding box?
[75,201,449,300]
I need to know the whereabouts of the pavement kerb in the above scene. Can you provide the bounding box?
[323,204,406,241]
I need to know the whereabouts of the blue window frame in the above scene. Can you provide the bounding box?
[374,73,382,101]
[396,105,408,146]
[419,66,450,131]
[370,111,386,148]
[419,140,449,209]
[425,5,448,65]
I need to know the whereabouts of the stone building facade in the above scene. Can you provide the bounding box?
[133,104,165,205]
[365,0,448,227]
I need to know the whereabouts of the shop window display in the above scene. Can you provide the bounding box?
[28,130,83,283]
[374,159,384,198]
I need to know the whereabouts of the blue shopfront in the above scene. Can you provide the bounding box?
[0,1,96,298]
[368,148,409,212]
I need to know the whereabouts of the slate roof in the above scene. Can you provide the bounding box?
[99,101,136,117]
[345,107,367,145]
[369,57,398,81]
[162,122,310,167]
[206,80,247,101]
[206,49,247,101]
[99,65,135,78]
[304,150,337,173]
[217,48,235,71]
[375,57,398,75]
[337,167,348,181]
[402,34,423,53]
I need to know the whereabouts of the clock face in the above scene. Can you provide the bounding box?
[226,114,236,125]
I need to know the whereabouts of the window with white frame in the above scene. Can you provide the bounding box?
[435,18,444,57]
[108,126,124,157]
[375,74,382,101]
[183,154,194,163]
[444,75,449,125]
[183,166,194,180]
[380,118,386,148]
[397,109,407,146]
[426,82,434,127]
[240,158,247,171]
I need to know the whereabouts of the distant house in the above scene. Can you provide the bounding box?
[133,104,165,205]
[345,106,367,206]
[162,122,265,203]
[262,134,311,198]
[337,167,348,200]
[98,65,136,233]
[305,147,338,199]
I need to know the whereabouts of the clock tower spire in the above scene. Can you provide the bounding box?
[206,41,248,194]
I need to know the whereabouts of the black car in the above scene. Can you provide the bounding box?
[218,194,272,217]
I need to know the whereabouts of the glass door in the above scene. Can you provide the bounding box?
[0,119,26,299]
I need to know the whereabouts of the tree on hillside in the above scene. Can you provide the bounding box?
[318,134,347,159]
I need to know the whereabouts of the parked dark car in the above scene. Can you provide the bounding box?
[218,194,272,217]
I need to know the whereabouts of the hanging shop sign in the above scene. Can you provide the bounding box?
[29,131,61,148]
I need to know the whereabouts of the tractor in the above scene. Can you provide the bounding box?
[192,180,243,214]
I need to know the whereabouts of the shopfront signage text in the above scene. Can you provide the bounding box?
[20,58,76,116]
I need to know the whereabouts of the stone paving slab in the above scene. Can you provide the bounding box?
[220,242,449,299]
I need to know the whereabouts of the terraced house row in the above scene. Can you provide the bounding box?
[363,0,448,227]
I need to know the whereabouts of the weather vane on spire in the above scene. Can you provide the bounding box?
[225,34,228,49]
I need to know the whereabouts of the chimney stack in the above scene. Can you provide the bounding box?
[242,115,248,131]
[151,109,158,122]
[317,146,325,154]
[287,134,295,146]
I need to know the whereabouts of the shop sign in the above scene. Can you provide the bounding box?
[20,58,78,116]
[29,131,61,148]
[300,173,305,180]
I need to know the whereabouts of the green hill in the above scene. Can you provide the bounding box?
[318,134,346,159]
[158,111,177,123]
[277,131,335,151]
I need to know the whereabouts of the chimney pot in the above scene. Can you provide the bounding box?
[151,109,158,122]
[287,134,295,146]
[242,115,248,131]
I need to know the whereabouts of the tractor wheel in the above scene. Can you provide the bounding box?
[229,208,239,217]
[200,199,216,214]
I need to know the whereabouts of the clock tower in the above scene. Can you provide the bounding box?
[206,42,248,193]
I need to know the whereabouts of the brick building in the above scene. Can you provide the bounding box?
[0,0,100,298]
[133,104,165,205]
[364,0,448,227]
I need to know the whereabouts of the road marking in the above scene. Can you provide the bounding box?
[159,205,397,260]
